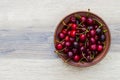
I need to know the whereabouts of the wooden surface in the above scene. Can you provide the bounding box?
[0,0,120,80]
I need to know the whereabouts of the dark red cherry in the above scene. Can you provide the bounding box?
[71,24,77,30]
[79,34,86,41]
[97,45,103,52]
[80,16,86,22]
[67,31,71,36]
[87,17,94,25]
[73,55,81,62]
[65,41,71,47]
[68,51,74,58]
[90,37,96,44]
[62,29,67,35]
[70,16,76,23]
[90,44,97,51]
[72,48,78,54]
[59,32,65,39]
[73,41,79,48]
[70,30,76,37]
[90,30,96,37]
[80,46,85,52]
[65,36,70,41]
[69,37,75,42]
[64,48,69,53]
[56,43,63,50]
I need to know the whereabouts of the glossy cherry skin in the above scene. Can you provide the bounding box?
[70,30,76,37]
[71,24,77,30]
[97,45,103,52]
[70,16,76,23]
[79,34,86,41]
[80,16,86,23]
[59,32,65,39]
[65,36,70,42]
[56,43,63,50]
[65,41,71,47]
[90,44,97,51]
[90,37,96,44]
[68,51,74,58]
[90,30,96,37]
[87,17,94,25]
[62,29,67,35]
[73,55,80,62]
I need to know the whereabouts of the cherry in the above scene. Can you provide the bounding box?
[87,17,94,25]
[97,45,103,52]
[73,41,79,48]
[62,29,67,35]
[71,23,77,30]
[59,32,65,39]
[73,55,80,62]
[65,36,70,41]
[79,34,86,41]
[80,16,86,23]
[90,44,97,51]
[70,30,76,37]
[95,35,99,41]
[69,37,75,42]
[68,51,74,58]
[64,48,69,53]
[90,37,96,44]
[65,41,71,47]
[67,31,71,36]
[100,34,105,41]
[90,30,96,37]
[88,26,94,30]
[56,43,63,50]
[95,25,98,29]
[72,48,78,54]
[80,46,85,52]
[70,16,76,23]
[79,42,84,47]
[61,41,65,46]
[96,28,102,34]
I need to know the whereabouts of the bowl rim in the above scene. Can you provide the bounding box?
[54,11,111,67]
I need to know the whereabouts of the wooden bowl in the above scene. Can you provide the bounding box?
[54,11,111,67]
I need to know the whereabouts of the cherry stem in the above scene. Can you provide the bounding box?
[94,19,104,27]
[79,57,84,62]
[103,29,107,33]
[86,9,90,17]
[55,39,65,43]
[64,58,71,63]
[62,21,70,30]
[91,52,95,59]
[82,52,88,61]
[74,14,81,19]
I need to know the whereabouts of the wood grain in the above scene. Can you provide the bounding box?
[0,0,120,80]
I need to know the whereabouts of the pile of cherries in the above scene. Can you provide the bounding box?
[55,13,107,62]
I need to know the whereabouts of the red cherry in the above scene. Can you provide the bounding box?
[62,29,67,35]
[71,24,77,30]
[69,37,75,42]
[90,44,97,51]
[79,34,86,41]
[87,17,94,25]
[90,37,96,44]
[80,16,86,22]
[97,45,103,52]
[70,16,76,23]
[67,31,71,36]
[65,41,71,47]
[56,43,63,50]
[65,36,70,41]
[70,30,76,37]
[73,55,80,62]
[59,32,65,39]
[90,30,96,37]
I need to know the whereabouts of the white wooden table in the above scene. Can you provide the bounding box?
[0,0,120,80]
